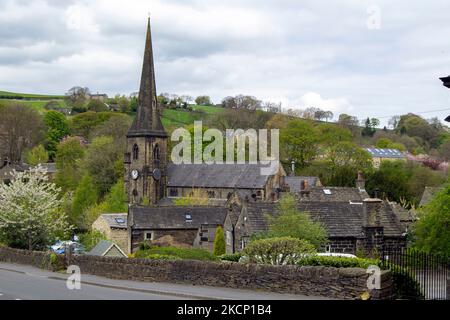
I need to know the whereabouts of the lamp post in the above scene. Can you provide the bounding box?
[439,76,450,122]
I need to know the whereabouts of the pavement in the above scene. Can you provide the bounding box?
[0,262,331,300]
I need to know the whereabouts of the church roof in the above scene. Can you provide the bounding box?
[167,162,281,189]
[127,18,167,138]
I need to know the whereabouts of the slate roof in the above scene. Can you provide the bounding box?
[285,176,321,192]
[158,197,227,207]
[0,163,29,180]
[167,162,280,189]
[99,213,128,229]
[365,148,405,159]
[87,240,126,257]
[131,206,228,229]
[419,186,444,206]
[297,187,369,202]
[243,200,404,238]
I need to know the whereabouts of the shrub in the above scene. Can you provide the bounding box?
[137,254,181,260]
[135,246,218,261]
[220,253,242,262]
[297,255,380,269]
[78,230,107,251]
[243,237,316,265]
[213,226,226,256]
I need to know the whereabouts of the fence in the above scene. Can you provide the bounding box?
[381,247,449,300]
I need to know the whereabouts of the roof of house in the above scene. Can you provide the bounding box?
[87,240,126,257]
[365,148,405,159]
[297,187,369,202]
[0,163,29,180]
[419,186,444,206]
[285,176,321,192]
[167,162,282,189]
[157,197,228,207]
[98,213,128,229]
[131,206,228,229]
[242,199,404,238]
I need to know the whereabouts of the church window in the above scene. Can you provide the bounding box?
[153,144,160,160]
[169,188,179,197]
[144,232,153,241]
[133,144,139,160]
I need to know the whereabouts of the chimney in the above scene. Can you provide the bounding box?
[356,171,365,190]
[363,198,383,227]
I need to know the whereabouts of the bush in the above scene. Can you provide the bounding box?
[78,230,107,251]
[137,254,181,261]
[213,226,226,256]
[135,246,218,261]
[243,237,316,265]
[220,253,242,262]
[297,255,380,269]
[384,263,424,300]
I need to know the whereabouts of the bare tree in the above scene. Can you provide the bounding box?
[65,86,90,107]
[0,102,45,164]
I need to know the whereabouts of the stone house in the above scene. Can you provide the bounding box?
[224,181,407,255]
[365,148,406,168]
[92,213,128,253]
[128,206,228,253]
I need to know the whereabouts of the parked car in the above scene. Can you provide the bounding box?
[50,241,86,255]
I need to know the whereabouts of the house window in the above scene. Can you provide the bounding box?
[200,237,208,242]
[144,232,153,241]
[169,188,179,197]
[226,231,232,246]
[115,218,126,224]
[207,190,215,198]
[325,245,331,253]
[133,144,139,160]
[185,213,192,223]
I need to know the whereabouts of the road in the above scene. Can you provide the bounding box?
[0,262,330,300]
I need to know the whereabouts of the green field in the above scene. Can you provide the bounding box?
[0,90,65,100]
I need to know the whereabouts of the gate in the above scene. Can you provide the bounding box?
[381,247,449,300]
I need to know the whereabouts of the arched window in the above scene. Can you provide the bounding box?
[153,144,160,160]
[133,144,139,160]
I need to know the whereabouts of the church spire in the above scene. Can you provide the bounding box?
[128,18,167,137]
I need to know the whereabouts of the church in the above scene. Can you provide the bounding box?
[124,19,286,253]
[122,19,407,255]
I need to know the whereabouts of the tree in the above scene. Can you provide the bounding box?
[65,86,90,108]
[0,102,44,163]
[69,111,123,138]
[87,99,108,112]
[361,117,379,137]
[325,141,373,186]
[213,226,226,256]
[243,237,316,265]
[195,95,212,106]
[438,140,450,161]
[55,137,86,192]
[280,119,320,168]
[101,180,127,213]
[90,115,131,144]
[221,95,262,110]
[83,136,124,196]
[337,113,360,136]
[43,110,70,160]
[25,145,49,166]
[71,174,98,230]
[412,184,450,256]
[265,193,328,249]
[0,166,72,250]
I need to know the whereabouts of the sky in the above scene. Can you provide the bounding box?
[1,0,450,124]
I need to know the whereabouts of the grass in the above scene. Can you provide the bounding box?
[134,246,218,261]
[0,90,65,100]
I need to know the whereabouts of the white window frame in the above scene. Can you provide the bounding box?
[144,231,154,241]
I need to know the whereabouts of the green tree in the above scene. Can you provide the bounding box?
[325,141,373,186]
[55,137,85,192]
[83,136,124,196]
[412,184,450,255]
[213,226,226,256]
[195,95,212,106]
[280,119,320,168]
[69,112,120,138]
[25,144,49,166]
[71,175,98,230]
[44,110,70,160]
[265,194,328,249]
[87,99,108,112]
[102,180,127,213]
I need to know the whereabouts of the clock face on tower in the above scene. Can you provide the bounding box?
[131,169,139,180]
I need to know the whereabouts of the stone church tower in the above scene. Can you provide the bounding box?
[124,18,168,205]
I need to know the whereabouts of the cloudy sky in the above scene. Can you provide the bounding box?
[1,0,450,123]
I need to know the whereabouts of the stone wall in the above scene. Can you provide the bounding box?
[0,246,393,300]
[0,246,64,271]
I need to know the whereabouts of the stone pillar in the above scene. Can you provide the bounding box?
[356,171,365,190]
[362,198,384,255]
